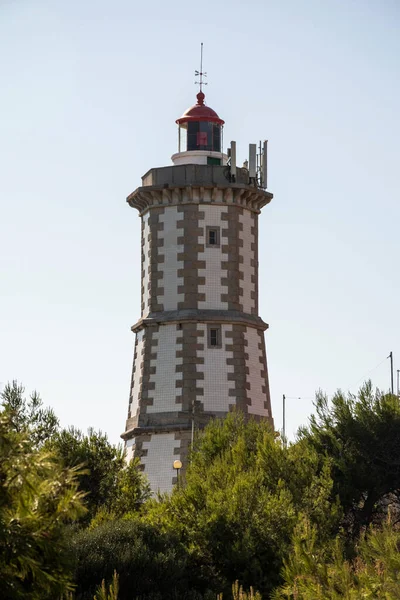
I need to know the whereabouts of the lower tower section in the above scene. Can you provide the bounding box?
[124,318,271,493]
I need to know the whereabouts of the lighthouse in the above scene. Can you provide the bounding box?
[121,83,274,494]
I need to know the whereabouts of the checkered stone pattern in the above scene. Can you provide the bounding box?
[198,206,229,310]
[158,207,184,311]
[141,203,259,317]
[177,206,204,309]
[221,205,258,314]
[176,322,203,416]
[127,329,145,424]
[141,432,181,494]
[239,210,257,315]
[245,327,271,417]
[149,208,165,315]
[197,324,235,412]
[125,437,135,463]
[147,325,183,413]
[141,212,150,316]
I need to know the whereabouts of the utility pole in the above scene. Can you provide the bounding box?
[282,394,286,446]
[191,399,195,450]
[389,352,394,394]
[397,369,400,397]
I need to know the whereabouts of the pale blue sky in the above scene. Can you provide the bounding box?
[1,0,399,445]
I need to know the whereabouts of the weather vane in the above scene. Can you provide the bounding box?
[194,42,207,92]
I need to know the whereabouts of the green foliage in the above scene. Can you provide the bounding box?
[47,427,126,521]
[231,580,262,599]
[299,381,400,536]
[69,519,213,600]
[88,458,151,528]
[48,429,150,523]
[94,571,119,600]
[0,410,86,599]
[59,571,121,600]
[110,457,151,517]
[274,518,400,599]
[1,381,149,526]
[5,377,399,600]
[1,380,59,447]
[143,412,341,599]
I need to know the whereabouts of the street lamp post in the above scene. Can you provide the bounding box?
[389,351,394,394]
[173,459,182,488]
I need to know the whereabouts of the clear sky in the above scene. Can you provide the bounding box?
[1,0,399,446]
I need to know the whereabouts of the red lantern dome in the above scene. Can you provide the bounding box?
[176,92,225,126]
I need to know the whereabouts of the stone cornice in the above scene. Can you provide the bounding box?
[131,309,269,333]
[122,411,227,441]
[121,423,193,441]
[121,411,268,441]
[127,184,273,215]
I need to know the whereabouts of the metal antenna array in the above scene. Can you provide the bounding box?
[257,141,268,189]
[227,140,269,189]
[247,141,268,188]
[194,42,207,92]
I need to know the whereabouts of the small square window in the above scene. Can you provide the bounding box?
[210,328,219,346]
[206,226,220,248]
[209,230,217,245]
[208,325,222,349]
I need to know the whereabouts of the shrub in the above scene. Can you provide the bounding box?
[69,519,215,600]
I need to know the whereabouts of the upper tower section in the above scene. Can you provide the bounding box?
[173,91,227,167]
[129,43,272,214]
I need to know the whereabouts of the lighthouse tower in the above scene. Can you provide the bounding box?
[121,87,274,493]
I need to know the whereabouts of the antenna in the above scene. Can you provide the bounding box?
[194,42,207,92]
[230,141,237,181]
[249,144,257,179]
[263,140,268,189]
[255,140,269,188]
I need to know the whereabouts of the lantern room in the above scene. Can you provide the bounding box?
[172,91,227,167]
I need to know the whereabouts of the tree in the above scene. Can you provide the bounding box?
[1,380,59,447]
[48,428,151,523]
[273,518,400,599]
[69,519,214,600]
[47,427,126,521]
[299,381,400,537]
[143,412,341,599]
[1,381,149,524]
[110,457,151,517]
[0,410,86,599]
